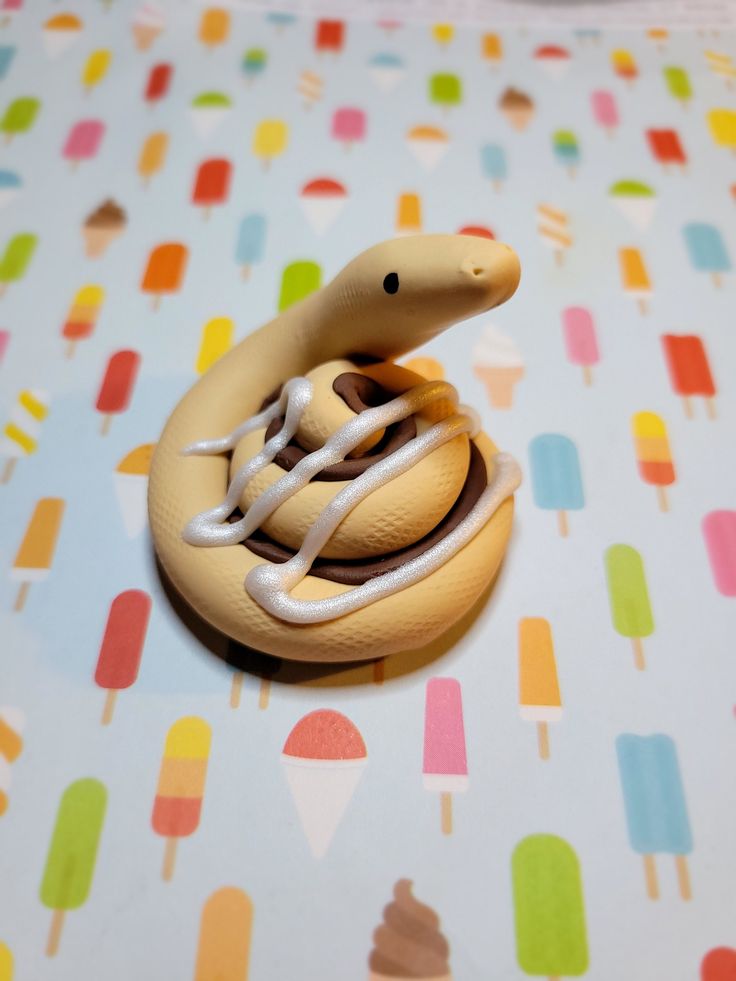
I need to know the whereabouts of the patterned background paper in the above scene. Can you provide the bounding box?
[1,3,736,980]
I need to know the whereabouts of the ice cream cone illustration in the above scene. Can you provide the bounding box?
[281,709,367,859]
[368,879,451,980]
[405,125,449,172]
[499,87,534,131]
[82,199,126,258]
[472,324,524,408]
[132,4,165,50]
[114,444,154,538]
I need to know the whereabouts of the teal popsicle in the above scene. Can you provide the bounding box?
[278,261,322,311]
[40,778,107,956]
[242,47,267,82]
[235,214,266,279]
[552,130,580,177]
[0,233,37,297]
[683,223,731,287]
[604,544,654,670]
[1,97,40,143]
[663,66,692,105]
[529,434,584,537]
[480,143,507,190]
[512,834,589,977]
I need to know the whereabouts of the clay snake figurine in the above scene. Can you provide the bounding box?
[149,235,522,663]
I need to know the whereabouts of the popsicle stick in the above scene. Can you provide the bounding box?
[151,294,162,312]
[537,722,550,760]
[46,909,65,957]
[637,298,648,315]
[656,486,669,512]
[162,837,177,881]
[101,689,117,726]
[0,282,6,296]
[675,855,692,900]
[440,792,453,835]
[230,671,243,708]
[554,249,564,267]
[258,676,271,710]
[65,340,76,359]
[241,264,251,281]
[557,510,569,538]
[682,396,694,419]
[262,158,271,173]
[643,854,659,899]
[203,207,211,222]
[712,272,722,289]
[100,414,112,436]
[373,658,385,685]
[705,398,717,420]
[567,166,576,179]
[582,364,593,387]
[492,179,502,192]
[632,637,646,671]
[14,581,30,612]
[2,457,16,484]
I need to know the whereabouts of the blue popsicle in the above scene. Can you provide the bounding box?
[616,734,692,900]
[480,143,507,190]
[529,434,584,537]
[0,46,15,81]
[683,222,731,287]
[235,214,266,279]
[266,12,296,28]
[0,169,21,206]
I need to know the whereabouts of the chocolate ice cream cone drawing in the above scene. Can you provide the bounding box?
[472,325,525,408]
[368,879,452,980]
[82,199,126,258]
[498,87,535,131]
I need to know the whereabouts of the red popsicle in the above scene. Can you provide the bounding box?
[95,589,151,725]
[315,19,344,53]
[95,350,141,435]
[62,120,105,170]
[141,242,188,310]
[192,158,232,219]
[145,63,172,105]
[661,334,716,419]
[457,224,495,239]
[646,128,687,172]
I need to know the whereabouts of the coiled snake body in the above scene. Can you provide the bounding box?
[149,235,521,662]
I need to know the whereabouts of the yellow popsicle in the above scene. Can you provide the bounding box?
[707,108,736,149]
[632,411,674,511]
[0,942,12,981]
[252,120,288,169]
[196,317,234,374]
[138,132,169,186]
[199,8,230,48]
[82,49,112,90]
[518,617,562,760]
[194,887,253,981]
[612,48,637,80]
[396,192,421,234]
[432,23,454,45]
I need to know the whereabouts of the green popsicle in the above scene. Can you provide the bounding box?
[278,260,322,311]
[0,234,37,296]
[512,834,589,977]
[1,97,40,142]
[663,66,692,104]
[40,778,107,957]
[604,543,654,671]
[429,72,462,108]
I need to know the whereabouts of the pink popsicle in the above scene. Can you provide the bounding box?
[63,120,105,168]
[331,108,366,149]
[562,306,599,385]
[591,90,619,135]
[423,677,467,835]
[95,349,140,435]
[95,590,151,724]
[0,330,9,365]
[702,511,736,597]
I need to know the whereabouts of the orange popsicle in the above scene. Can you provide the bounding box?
[194,887,253,980]
[619,247,651,314]
[396,192,421,234]
[632,412,675,512]
[11,498,65,611]
[519,618,562,760]
[138,131,169,187]
[141,243,188,310]
[199,8,230,49]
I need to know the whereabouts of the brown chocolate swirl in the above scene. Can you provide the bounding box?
[369,880,451,979]
[85,198,127,229]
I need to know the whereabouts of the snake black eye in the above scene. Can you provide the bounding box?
[383,272,399,294]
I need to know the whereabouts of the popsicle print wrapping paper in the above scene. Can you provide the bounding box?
[1,5,735,980]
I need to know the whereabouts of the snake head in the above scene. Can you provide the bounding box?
[326,233,521,359]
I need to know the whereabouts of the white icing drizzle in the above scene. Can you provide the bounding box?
[181,377,522,624]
